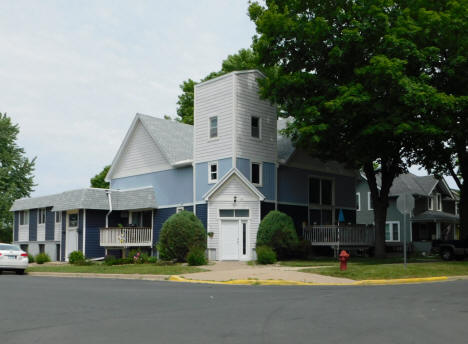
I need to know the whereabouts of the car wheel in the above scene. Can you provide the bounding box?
[441,249,453,261]
[15,269,25,275]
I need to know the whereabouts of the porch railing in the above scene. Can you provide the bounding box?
[303,225,375,246]
[100,227,153,247]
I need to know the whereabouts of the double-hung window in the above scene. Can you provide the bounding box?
[209,116,218,138]
[251,162,262,186]
[38,208,46,225]
[251,116,260,138]
[19,210,29,225]
[385,221,400,241]
[368,192,374,210]
[428,196,434,210]
[55,211,62,224]
[436,193,442,211]
[208,162,218,183]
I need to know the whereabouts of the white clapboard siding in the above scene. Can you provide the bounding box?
[235,72,277,163]
[207,173,261,260]
[37,224,45,242]
[194,73,234,162]
[112,120,172,179]
[18,225,29,242]
[55,222,62,241]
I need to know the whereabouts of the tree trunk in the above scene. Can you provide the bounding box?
[363,159,399,259]
[373,203,388,258]
[459,183,468,240]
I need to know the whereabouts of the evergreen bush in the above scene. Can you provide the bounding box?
[256,211,299,259]
[158,211,206,262]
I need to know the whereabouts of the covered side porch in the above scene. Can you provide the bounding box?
[411,210,459,253]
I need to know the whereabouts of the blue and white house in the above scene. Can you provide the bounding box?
[11,70,357,261]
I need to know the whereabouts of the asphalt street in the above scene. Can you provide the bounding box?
[1,275,468,344]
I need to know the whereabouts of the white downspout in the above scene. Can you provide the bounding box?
[193,162,197,215]
[105,190,112,228]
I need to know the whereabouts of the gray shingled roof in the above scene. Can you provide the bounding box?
[138,114,295,164]
[10,194,58,211]
[375,173,439,196]
[138,113,193,165]
[412,210,459,223]
[11,187,157,212]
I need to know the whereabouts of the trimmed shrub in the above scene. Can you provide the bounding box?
[293,240,316,260]
[256,211,299,259]
[27,253,35,263]
[35,253,51,264]
[147,256,158,264]
[158,210,206,262]
[187,246,207,266]
[256,246,277,264]
[68,250,85,264]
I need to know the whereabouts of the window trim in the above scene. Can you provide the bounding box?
[251,116,261,139]
[250,162,263,186]
[368,192,373,211]
[436,193,442,211]
[209,116,218,139]
[176,206,184,214]
[385,221,400,242]
[208,161,218,184]
[356,193,361,211]
[55,211,62,224]
[38,208,46,225]
[19,210,29,226]
[428,196,434,210]
[67,211,79,229]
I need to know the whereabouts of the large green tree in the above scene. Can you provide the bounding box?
[0,113,35,243]
[90,165,110,189]
[404,1,468,237]
[176,48,259,124]
[249,0,439,257]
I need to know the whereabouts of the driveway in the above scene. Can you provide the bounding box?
[1,275,467,344]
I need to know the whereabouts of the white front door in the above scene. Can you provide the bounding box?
[220,220,239,260]
[66,212,79,261]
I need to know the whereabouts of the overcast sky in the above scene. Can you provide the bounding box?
[0,0,456,197]
[1,0,257,196]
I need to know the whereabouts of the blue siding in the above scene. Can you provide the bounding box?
[112,167,193,206]
[45,207,55,241]
[153,204,208,245]
[237,158,250,178]
[195,203,207,230]
[236,158,275,201]
[196,158,232,201]
[29,209,37,241]
[153,208,177,244]
[85,210,106,259]
[13,212,19,242]
[61,211,66,261]
[78,210,84,252]
[278,166,356,208]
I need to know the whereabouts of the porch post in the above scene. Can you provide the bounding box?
[436,222,441,240]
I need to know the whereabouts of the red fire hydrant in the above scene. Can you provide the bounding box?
[339,250,350,271]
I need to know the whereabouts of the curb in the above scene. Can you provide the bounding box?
[27,272,168,281]
[168,275,449,286]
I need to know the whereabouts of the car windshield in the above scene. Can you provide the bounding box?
[0,244,21,251]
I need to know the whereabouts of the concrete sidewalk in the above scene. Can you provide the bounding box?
[180,261,353,284]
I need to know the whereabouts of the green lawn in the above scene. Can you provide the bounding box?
[280,257,439,267]
[27,263,206,275]
[299,260,468,280]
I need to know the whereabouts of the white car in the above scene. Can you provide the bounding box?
[0,243,29,275]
